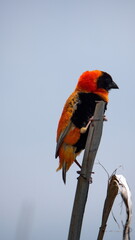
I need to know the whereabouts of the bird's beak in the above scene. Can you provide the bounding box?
[110,80,119,89]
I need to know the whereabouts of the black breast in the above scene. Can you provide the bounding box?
[71,92,107,153]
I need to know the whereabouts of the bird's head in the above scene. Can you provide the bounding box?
[75,70,119,102]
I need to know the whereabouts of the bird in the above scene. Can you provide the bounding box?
[55,70,118,183]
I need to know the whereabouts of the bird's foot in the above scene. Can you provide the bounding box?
[77,171,94,184]
[103,115,108,121]
[80,115,107,134]
[80,116,94,134]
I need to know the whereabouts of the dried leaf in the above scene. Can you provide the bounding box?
[97,175,119,240]
[97,174,132,240]
[116,175,132,240]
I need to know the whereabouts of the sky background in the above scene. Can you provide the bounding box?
[1,0,135,239]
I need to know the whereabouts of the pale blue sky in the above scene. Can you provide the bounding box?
[1,0,135,239]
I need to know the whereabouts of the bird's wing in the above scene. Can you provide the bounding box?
[55,91,79,158]
[55,121,73,158]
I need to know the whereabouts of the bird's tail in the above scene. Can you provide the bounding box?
[56,145,76,183]
[56,162,68,184]
[62,162,67,184]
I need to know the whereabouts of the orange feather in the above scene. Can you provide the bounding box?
[56,91,80,173]
[56,91,78,141]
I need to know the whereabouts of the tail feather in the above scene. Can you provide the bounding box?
[62,162,67,184]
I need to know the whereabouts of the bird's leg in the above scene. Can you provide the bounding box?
[74,159,82,169]
[74,159,94,184]
[80,115,107,134]
[80,116,94,134]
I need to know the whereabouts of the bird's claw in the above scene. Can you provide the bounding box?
[80,116,94,134]
[80,115,107,134]
[103,115,108,121]
[77,171,94,184]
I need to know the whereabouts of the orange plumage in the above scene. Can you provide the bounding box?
[55,91,80,174]
[55,70,118,183]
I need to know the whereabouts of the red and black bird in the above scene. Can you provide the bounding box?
[55,70,118,183]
